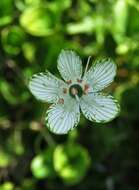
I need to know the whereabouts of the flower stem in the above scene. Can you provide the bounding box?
[39,105,56,147]
[40,126,56,147]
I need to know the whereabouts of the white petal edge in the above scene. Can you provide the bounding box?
[28,71,66,103]
[80,93,120,123]
[83,58,117,92]
[57,50,82,81]
[45,95,80,134]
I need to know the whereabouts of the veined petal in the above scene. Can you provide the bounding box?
[83,59,117,92]
[29,71,66,103]
[45,95,80,134]
[80,93,120,123]
[57,50,82,81]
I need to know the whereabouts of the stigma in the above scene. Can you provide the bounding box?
[69,84,83,98]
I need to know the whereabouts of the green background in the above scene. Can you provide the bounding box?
[0,0,139,189]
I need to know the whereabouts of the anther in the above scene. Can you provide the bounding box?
[58,98,64,104]
[66,80,72,85]
[77,79,82,83]
[63,88,67,94]
[84,84,90,94]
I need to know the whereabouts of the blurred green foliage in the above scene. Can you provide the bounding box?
[31,147,55,179]
[53,143,90,184]
[0,0,139,189]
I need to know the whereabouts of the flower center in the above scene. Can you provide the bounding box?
[69,84,83,98]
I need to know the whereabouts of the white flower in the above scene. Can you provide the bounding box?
[29,50,120,134]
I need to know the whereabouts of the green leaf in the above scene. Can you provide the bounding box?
[31,147,55,179]
[0,150,12,168]
[0,182,14,190]
[53,143,91,185]
[0,80,19,105]
[112,0,128,43]
[0,0,14,26]
[22,42,36,62]
[20,5,54,36]
[66,17,95,34]
[127,3,139,36]
[21,179,35,190]
[1,26,26,55]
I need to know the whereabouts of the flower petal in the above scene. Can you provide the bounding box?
[45,95,80,134]
[57,50,82,81]
[29,71,66,103]
[80,93,120,123]
[83,59,117,92]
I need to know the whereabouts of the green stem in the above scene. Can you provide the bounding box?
[40,126,56,147]
[39,105,56,147]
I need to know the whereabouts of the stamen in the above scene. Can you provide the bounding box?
[77,79,82,83]
[58,98,64,104]
[84,84,90,94]
[66,80,72,85]
[84,56,91,76]
[63,88,67,94]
